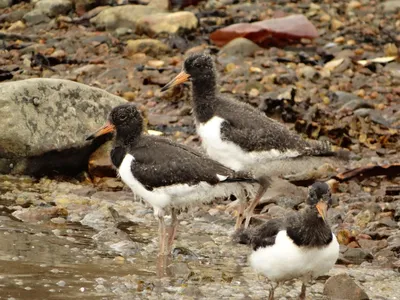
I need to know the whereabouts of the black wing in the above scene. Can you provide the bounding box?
[216,97,334,156]
[129,136,256,189]
[234,218,286,250]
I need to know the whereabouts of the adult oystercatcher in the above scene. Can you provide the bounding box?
[161,53,348,228]
[86,103,259,258]
[234,181,339,300]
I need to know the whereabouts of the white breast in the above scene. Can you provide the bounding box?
[249,230,339,282]
[197,116,301,174]
[119,154,171,213]
[119,154,257,216]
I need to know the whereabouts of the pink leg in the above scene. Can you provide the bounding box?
[244,178,270,228]
[167,208,179,253]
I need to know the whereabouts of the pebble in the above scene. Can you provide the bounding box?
[56,280,66,287]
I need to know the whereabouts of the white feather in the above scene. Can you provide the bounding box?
[216,174,228,181]
[249,230,339,282]
[197,116,301,174]
[118,154,256,216]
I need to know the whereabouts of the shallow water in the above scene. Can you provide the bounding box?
[0,175,399,300]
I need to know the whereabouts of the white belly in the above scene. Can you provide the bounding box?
[197,116,301,174]
[118,154,255,216]
[249,230,339,282]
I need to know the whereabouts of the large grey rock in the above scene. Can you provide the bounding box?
[125,39,171,57]
[90,5,164,31]
[0,79,126,176]
[324,273,369,299]
[35,0,72,17]
[136,11,198,36]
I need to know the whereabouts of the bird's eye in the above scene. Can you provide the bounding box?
[119,114,127,122]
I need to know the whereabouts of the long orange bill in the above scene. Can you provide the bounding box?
[160,71,191,92]
[86,121,115,141]
[316,201,328,223]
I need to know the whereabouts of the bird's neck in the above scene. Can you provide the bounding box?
[191,77,217,123]
[111,128,142,167]
[287,210,333,247]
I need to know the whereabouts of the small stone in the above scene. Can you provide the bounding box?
[56,280,66,287]
[384,43,398,57]
[348,1,362,9]
[125,39,170,58]
[382,0,400,13]
[35,0,72,17]
[0,0,12,8]
[324,273,369,299]
[7,21,26,32]
[23,9,51,26]
[334,36,345,43]
[122,91,136,101]
[136,11,198,36]
[249,66,262,73]
[225,63,237,73]
[51,217,66,224]
[320,14,331,22]
[354,210,375,228]
[90,5,164,31]
[147,60,165,68]
[249,88,259,97]
[347,39,356,46]
[219,38,263,60]
[298,66,318,80]
[331,19,344,31]
[342,247,373,264]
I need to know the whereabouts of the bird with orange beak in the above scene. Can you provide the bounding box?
[86,103,261,266]
[234,181,339,300]
[161,53,349,229]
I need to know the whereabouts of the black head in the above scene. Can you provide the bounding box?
[160,53,216,92]
[183,53,215,79]
[86,104,143,143]
[306,182,332,223]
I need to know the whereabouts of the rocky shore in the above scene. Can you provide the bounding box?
[0,0,399,299]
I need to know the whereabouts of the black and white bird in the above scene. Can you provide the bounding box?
[234,181,339,300]
[86,103,259,259]
[161,53,348,228]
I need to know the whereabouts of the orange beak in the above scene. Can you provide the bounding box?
[86,121,115,141]
[160,71,191,92]
[316,201,328,223]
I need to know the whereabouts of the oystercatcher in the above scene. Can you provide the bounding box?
[234,181,339,300]
[86,103,259,258]
[161,53,348,228]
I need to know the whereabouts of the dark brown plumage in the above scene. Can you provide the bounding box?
[86,103,260,261]
[161,53,350,228]
[233,181,338,300]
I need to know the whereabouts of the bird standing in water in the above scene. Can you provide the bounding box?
[234,181,339,300]
[86,103,260,264]
[161,53,348,228]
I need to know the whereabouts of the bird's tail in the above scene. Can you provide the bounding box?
[308,140,353,160]
[224,171,259,184]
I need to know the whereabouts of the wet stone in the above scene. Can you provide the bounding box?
[324,273,369,300]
